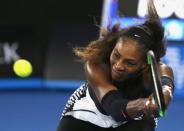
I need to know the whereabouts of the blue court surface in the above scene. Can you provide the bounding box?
[0,90,183,131]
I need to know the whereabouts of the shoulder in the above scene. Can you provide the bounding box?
[159,61,174,81]
[85,61,110,76]
[159,62,173,72]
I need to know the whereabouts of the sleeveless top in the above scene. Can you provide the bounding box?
[61,81,156,128]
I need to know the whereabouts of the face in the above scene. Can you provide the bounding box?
[110,37,146,82]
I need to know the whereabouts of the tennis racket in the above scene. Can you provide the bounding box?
[147,50,166,117]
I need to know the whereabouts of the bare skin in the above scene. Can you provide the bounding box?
[85,38,174,118]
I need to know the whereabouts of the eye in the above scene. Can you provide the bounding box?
[125,61,137,67]
[113,49,120,59]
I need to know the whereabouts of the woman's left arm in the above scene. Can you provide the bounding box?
[159,62,174,107]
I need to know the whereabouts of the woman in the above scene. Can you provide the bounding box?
[57,0,174,130]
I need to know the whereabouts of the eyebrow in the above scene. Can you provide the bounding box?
[114,48,138,62]
[114,48,120,55]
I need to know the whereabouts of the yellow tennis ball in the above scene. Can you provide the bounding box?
[13,59,33,78]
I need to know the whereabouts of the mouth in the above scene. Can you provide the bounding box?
[112,69,122,78]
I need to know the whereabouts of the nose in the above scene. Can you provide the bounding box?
[114,60,125,72]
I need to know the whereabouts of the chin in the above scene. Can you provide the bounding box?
[112,75,126,82]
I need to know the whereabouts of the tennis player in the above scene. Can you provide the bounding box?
[57,0,174,130]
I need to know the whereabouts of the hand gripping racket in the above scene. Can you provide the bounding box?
[147,50,166,117]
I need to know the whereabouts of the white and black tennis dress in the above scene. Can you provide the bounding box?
[61,81,152,128]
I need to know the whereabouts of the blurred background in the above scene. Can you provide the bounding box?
[0,0,183,131]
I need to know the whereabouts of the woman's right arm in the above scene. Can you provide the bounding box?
[85,61,117,102]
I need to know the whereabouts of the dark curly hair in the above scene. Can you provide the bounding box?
[74,0,166,63]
